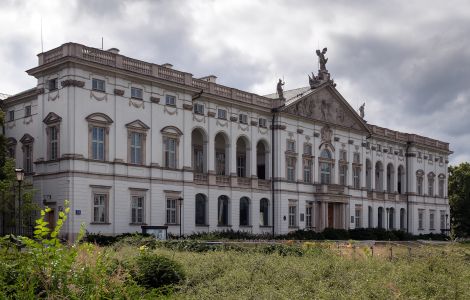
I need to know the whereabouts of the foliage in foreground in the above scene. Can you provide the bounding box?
[449,162,470,237]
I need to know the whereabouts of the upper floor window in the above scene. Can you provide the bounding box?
[161,126,183,169]
[339,164,347,185]
[48,78,58,91]
[131,87,143,99]
[43,112,62,161]
[438,174,445,198]
[193,103,204,115]
[8,110,14,122]
[165,95,176,106]
[126,120,150,165]
[303,158,312,183]
[92,78,106,92]
[20,134,34,174]
[86,113,113,161]
[287,140,295,152]
[25,105,31,117]
[130,132,143,164]
[428,172,435,196]
[428,154,433,161]
[92,127,105,161]
[353,152,360,164]
[416,170,424,195]
[303,144,312,155]
[6,138,16,159]
[339,150,347,161]
[353,166,361,189]
[239,113,248,124]
[417,151,422,159]
[286,157,296,182]
[217,109,227,119]
[319,149,332,184]
[377,144,382,152]
[259,118,267,128]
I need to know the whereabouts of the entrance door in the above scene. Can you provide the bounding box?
[328,203,334,228]
[46,209,56,231]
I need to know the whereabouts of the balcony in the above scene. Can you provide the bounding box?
[258,179,271,190]
[237,177,251,187]
[194,173,208,184]
[313,184,345,195]
[216,175,230,186]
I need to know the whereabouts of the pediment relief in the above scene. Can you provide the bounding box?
[86,113,114,125]
[6,137,17,146]
[20,133,34,144]
[43,112,62,125]
[282,85,369,132]
[161,125,183,136]
[125,120,150,131]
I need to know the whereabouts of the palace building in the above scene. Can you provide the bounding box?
[1,43,451,238]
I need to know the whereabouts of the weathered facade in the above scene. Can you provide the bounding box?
[1,43,451,238]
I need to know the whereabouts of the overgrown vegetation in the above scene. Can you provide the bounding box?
[449,162,470,237]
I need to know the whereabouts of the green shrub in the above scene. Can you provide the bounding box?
[131,252,185,291]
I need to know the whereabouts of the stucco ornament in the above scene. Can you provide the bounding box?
[321,124,332,143]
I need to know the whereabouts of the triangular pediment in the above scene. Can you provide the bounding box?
[43,112,62,125]
[282,84,370,133]
[125,119,150,130]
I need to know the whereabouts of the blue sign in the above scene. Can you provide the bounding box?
[75,210,81,215]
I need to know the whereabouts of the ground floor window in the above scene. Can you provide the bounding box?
[305,203,313,228]
[195,194,207,226]
[260,198,269,226]
[418,209,424,230]
[288,200,297,228]
[218,195,230,226]
[239,197,250,226]
[355,205,362,228]
[131,195,144,224]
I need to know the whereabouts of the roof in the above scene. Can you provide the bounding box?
[263,86,312,105]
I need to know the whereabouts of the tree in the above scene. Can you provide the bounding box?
[448,162,470,237]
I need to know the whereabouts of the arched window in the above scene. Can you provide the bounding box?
[366,159,372,190]
[438,174,445,198]
[319,149,332,184]
[377,207,384,229]
[416,170,424,195]
[239,197,250,226]
[400,208,406,230]
[192,128,207,174]
[368,206,373,228]
[218,195,230,226]
[260,198,269,226]
[397,165,405,194]
[195,194,207,226]
[257,141,269,180]
[388,207,395,230]
[215,132,229,176]
[427,172,435,196]
[375,161,383,191]
[236,137,250,177]
[386,163,394,193]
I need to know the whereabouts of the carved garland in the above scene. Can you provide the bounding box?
[61,80,85,88]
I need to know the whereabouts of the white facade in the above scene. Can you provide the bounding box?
[1,43,451,238]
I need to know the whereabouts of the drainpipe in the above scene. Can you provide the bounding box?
[271,108,278,239]
[405,141,411,234]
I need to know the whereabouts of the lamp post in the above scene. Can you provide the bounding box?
[178,197,184,238]
[386,207,390,230]
[15,168,25,236]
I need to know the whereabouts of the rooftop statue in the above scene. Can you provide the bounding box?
[359,103,365,118]
[277,78,285,100]
[316,47,328,72]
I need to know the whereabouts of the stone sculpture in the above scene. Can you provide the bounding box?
[277,78,285,100]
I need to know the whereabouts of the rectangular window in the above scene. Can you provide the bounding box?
[440,210,446,230]
[353,166,361,189]
[239,114,248,124]
[287,157,296,181]
[429,210,435,230]
[320,162,331,184]
[8,110,14,122]
[25,105,31,117]
[164,137,177,168]
[131,195,144,224]
[303,159,312,183]
[237,154,246,177]
[258,118,267,128]
[428,177,434,196]
[353,152,360,164]
[216,152,225,175]
[48,78,58,91]
[355,205,362,228]
[287,140,295,152]
[24,144,33,173]
[428,154,433,161]
[288,201,297,227]
[303,144,312,155]
[340,150,347,161]
[92,127,105,160]
[418,209,424,230]
[165,95,176,106]
[339,164,347,185]
[438,178,445,197]
[130,132,143,164]
[305,203,313,228]
[193,147,204,173]
[49,126,59,160]
[417,177,423,195]
[217,109,227,119]
[193,103,204,115]
[131,87,143,99]
[92,78,106,92]
[93,193,107,223]
[166,198,177,224]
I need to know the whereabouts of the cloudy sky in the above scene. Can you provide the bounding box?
[1,0,469,164]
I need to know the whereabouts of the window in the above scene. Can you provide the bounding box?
[258,118,267,128]
[439,156,444,163]
[25,105,31,117]
[49,126,59,160]
[303,158,312,183]
[339,150,347,161]
[287,157,296,181]
[416,170,424,195]
[91,127,105,160]
[131,195,144,224]
[389,146,393,153]
[399,149,404,156]
[418,209,424,230]
[216,152,226,175]
[23,144,33,173]
[92,78,106,92]
[339,164,347,185]
[304,144,312,155]
[166,198,178,224]
[377,144,382,152]
[320,149,332,184]
[428,173,435,196]
[288,201,297,227]
[165,95,176,106]
[305,202,313,228]
[48,78,58,91]
[260,198,269,226]
[239,114,248,124]
[164,137,177,168]
[355,205,362,228]
[217,109,227,119]
[237,154,246,177]
[368,206,373,228]
[378,207,384,229]
[239,197,250,226]
[194,103,204,115]
[438,175,445,197]
[287,140,295,152]
[400,208,406,230]
[218,195,230,226]
[8,110,14,122]
[130,132,143,164]
[93,193,108,223]
[6,138,16,159]
[429,210,435,230]
[417,151,422,158]
[428,154,433,161]
[195,194,207,226]
[353,152,360,164]
[353,166,361,189]
[440,210,446,230]
[193,146,204,173]
[131,87,143,99]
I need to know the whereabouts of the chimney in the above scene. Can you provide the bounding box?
[162,63,173,69]
[199,75,217,83]
[107,48,120,54]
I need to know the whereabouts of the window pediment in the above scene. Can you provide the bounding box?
[161,126,183,136]
[43,112,62,125]
[86,113,113,125]
[416,169,424,176]
[126,120,150,131]
[20,133,34,144]
[6,137,17,146]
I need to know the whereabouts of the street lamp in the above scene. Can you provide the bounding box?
[15,168,25,236]
[178,197,184,238]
